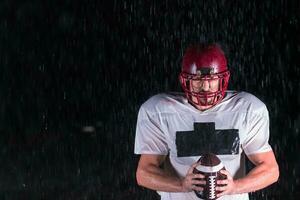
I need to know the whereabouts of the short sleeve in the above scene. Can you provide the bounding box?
[134,107,169,155]
[242,106,272,155]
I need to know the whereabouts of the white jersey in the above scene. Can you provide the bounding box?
[134,91,272,200]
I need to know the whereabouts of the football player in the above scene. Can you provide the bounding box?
[134,43,279,199]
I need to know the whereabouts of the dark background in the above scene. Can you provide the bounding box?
[0,0,299,199]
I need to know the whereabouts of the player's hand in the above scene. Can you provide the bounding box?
[216,169,237,197]
[181,162,206,192]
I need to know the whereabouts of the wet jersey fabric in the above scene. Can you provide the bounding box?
[134,91,272,200]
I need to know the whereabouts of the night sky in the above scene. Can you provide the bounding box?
[0,0,299,199]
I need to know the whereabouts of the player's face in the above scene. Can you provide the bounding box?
[190,76,219,93]
[190,76,220,110]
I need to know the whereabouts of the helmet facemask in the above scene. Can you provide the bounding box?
[179,70,230,107]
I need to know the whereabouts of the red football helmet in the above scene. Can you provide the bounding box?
[179,44,230,108]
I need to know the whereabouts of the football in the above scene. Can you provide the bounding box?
[193,153,227,200]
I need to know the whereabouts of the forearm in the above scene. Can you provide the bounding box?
[233,162,279,194]
[136,163,184,192]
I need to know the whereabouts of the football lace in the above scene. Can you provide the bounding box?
[208,175,216,199]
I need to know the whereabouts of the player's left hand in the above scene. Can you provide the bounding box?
[216,169,237,197]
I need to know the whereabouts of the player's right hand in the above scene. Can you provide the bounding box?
[181,162,206,192]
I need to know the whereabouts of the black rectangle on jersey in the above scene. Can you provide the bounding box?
[176,123,240,157]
